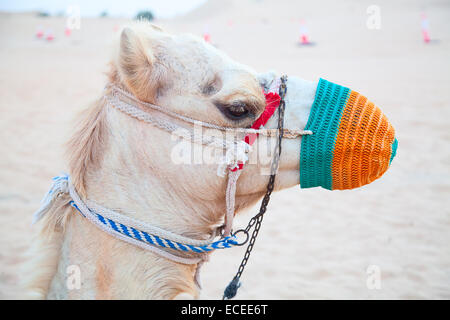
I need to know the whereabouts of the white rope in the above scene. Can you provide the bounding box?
[106,85,313,138]
[223,170,242,237]
[106,95,244,150]
[33,175,211,265]
[110,85,261,134]
[32,174,70,224]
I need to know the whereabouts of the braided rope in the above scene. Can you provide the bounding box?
[85,200,219,247]
[34,174,241,265]
[223,169,242,237]
[106,94,247,150]
[75,202,239,252]
[106,85,313,138]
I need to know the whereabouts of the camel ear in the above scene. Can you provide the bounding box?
[118,27,158,101]
[257,70,277,91]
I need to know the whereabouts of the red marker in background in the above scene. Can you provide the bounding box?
[65,27,72,37]
[299,20,310,45]
[46,31,54,41]
[203,25,211,43]
[421,13,430,43]
[36,28,44,38]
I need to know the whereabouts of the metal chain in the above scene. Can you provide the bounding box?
[222,75,287,300]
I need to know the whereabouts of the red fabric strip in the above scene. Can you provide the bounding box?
[231,91,281,171]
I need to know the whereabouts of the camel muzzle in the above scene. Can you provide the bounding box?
[300,78,397,190]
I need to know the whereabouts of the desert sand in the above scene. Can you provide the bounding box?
[0,0,449,299]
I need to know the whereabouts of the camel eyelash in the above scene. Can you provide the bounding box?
[214,101,253,121]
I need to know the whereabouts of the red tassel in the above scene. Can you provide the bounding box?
[230,91,281,172]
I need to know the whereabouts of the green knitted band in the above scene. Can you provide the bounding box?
[390,138,398,165]
[300,78,350,190]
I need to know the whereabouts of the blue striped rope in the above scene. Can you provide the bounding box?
[69,200,239,253]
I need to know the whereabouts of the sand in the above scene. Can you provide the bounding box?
[0,0,449,299]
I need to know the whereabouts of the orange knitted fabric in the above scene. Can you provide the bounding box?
[331,90,396,190]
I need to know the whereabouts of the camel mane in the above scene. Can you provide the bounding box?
[66,66,120,197]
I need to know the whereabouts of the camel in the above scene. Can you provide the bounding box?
[22,21,396,299]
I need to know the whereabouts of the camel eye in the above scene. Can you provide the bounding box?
[225,103,249,119]
[214,100,251,121]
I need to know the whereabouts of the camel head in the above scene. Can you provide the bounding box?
[96,21,396,231]
[97,22,311,233]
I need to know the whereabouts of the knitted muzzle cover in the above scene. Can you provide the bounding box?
[300,78,398,190]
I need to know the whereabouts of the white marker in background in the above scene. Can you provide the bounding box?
[66,265,81,290]
[366,265,382,290]
[66,5,81,31]
[366,5,381,30]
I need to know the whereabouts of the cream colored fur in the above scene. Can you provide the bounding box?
[22,21,317,299]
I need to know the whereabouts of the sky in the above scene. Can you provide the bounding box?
[0,0,208,19]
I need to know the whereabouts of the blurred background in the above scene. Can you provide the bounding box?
[0,0,449,299]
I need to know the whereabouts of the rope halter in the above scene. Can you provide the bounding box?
[33,75,313,296]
